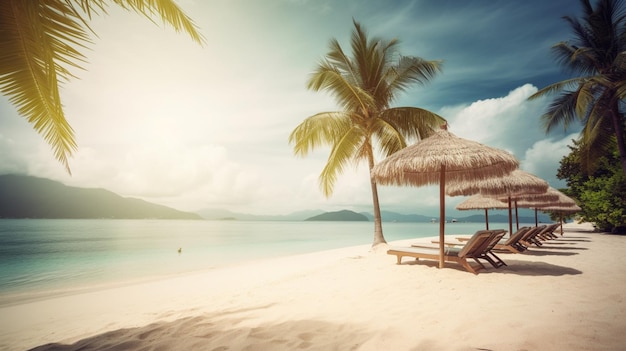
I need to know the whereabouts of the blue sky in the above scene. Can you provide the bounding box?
[0,0,583,217]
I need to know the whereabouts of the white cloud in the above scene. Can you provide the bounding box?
[441,84,545,150]
[522,133,578,187]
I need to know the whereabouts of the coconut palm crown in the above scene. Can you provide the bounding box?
[0,0,205,174]
[529,0,626,176]
[289,20,446,247]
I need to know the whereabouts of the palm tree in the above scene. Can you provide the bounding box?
[289,20,446,248]
[529,0,626,176]
[0,0,205,174]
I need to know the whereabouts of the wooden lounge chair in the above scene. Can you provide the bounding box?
[539,223,561,240]
[455,228,507,243]
[387,230,494,275]
[432,229,507,268]
[474,230,508,268]
[493,226,530,253]
[534,224,561,245]
[520,225,548,247]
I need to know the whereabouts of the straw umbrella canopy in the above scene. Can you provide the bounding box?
[456,194,509,230]
[525,204,581,235]
[516,187,577,208]
[499,190,560,228]
[517,187,580,234]
[515,187,569,225]
[371,126,519,269]
[447,170,549,236]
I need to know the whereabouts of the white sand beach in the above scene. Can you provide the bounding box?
[1,222,625,351]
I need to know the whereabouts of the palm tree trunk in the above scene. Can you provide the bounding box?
[610,105,626,176]
[367,150,386,248]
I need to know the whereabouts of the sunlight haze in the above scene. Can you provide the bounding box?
[0,0,580,217]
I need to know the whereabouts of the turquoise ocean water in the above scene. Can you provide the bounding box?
[0,219,525,305]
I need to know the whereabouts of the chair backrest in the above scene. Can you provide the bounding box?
[547,223,560,233]
[458,230,493,258]
[484,230,507,252]
[523,225,547,241]
[535,224,554,238]
[504,226,530,245]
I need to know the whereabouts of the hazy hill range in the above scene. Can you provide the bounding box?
[0,174,201,219]
[359,211,549,224]
[198,209,550,223]
[196,208,325,221]
[305,210,368,221]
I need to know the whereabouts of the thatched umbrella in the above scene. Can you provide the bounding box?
[500,190,560,227]
[456,194,509,230]
[447,170,549,236]
[517,187,579,235]
[371,126,519,269]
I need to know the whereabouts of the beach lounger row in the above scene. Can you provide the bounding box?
[387,223,567,275]
[456,223,562,253]
[387,230,507,275]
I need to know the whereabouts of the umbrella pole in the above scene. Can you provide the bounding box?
[484,209,489,230]
[534,208,538,226]
[439,166,445,269]
[507,196,513,236]
[515,200,519,230]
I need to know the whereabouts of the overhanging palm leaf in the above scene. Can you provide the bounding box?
[0,0,205,173]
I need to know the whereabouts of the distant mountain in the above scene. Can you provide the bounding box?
[0,174,201,219]
[360,211,434,222]
[196,208,324,221]
[360,211,549,224]
[195,207,550,223]
[305,210,369,221]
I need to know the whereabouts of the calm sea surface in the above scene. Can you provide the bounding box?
[0,219,521,304]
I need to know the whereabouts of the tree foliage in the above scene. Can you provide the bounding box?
[529,0,626,176]
[289,20,445,246]
[557,138,626,233]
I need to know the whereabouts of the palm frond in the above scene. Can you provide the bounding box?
[382,57,442,105]
[528,77,587,99]
[379,107,446,140]
[307,62,374,111]
[614,78,626,99]
[325,38,356,82]
[86,0,206,45]
[319,126,363,196]
[370,119,405,157]
[1,0,205,173]
[288,112,352,156]
[614,50,626,71]
[540,90,581,132]
[0,0,87,173]
[575,81,597,119]
[579,102,615,171]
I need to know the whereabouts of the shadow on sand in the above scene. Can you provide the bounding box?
[520,247,585,256]
[402,259,581,276]
[486,259,582,276]
[28,306,375,351]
